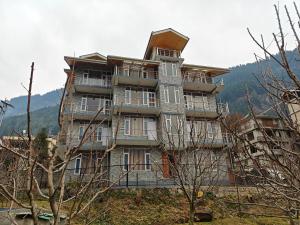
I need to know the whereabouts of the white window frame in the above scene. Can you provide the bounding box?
[165,115,172,133]
[74,157,82,175]
[145,152,151,171]
[148,92,156,107]
[142,90,148,106]
[96,127,102,142]
[81,97,87,111]
[174,87,180,104]
[124,117,131,135]
[123,152,130,171]
[82,72,89,84]
[163,86,169,103]
[78,126,84,140]
[125,88,131,104]
[162,62,167,76]
[177,116,183,134]
[143,118,148,136]
[142,70,148,79]
[171,64,177,76]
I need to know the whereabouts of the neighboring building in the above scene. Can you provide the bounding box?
[58,28,230,186]
[283,90,300,131]
[232,115,291,172]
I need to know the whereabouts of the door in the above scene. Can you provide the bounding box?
[148,92,156,107]
[147,119,157,140]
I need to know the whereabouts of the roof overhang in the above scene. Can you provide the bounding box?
[143,28,189,60]
[181,64,230,77]
[64,56,107,68]
[107,55,160,67]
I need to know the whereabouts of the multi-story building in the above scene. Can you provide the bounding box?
[232,115,291,172]
[58,28,230,186]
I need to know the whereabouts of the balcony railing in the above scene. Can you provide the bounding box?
[114,95,159,108]
[217,103,229,114]
[59,134,112,147]
[117,128,157,141]
[76,76,112,88]
[68,103,112,115]
[115,67,158,80]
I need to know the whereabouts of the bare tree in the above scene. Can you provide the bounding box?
[0,62,124,225]
[160,115,228,225]
[223,3,300,224]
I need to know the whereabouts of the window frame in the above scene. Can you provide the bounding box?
[174,87,180,104]
[81,97,87,111]
[123,152,130,171]
[162,62,167,76]
[78,126,84,140]
[163,86,169,103]
[124,117,131,135]
[96,127,102,142]
[145,152,151,171]
[165,115,172,133]
[74,157,82,175]
[171,63,177,76]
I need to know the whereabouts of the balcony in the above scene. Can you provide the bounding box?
[185,101,229,118]
[64,103,111,121]
[59,133,112,151]
[113,95,160,115]
[115,128,159,146]
[112,67,158,87]
[182,72,224,92]
[74,75,112,95]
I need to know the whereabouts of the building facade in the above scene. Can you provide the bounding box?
[232,115,291,173]
[58,28,230,186]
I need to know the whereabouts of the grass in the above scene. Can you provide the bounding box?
[14,189,298,225]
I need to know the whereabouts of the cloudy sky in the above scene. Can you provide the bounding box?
[0,0,298,100]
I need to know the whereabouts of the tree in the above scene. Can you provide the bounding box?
[223,3,300,224]
[0,62,123,225]
[32,128,49,163]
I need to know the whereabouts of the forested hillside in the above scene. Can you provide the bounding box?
[1,50,299,136]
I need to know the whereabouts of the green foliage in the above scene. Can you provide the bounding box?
[33,128,49,161]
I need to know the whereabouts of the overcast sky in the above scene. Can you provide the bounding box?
[0,0,298,100]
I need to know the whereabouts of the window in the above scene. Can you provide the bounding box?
[162,63,167,76]
[207,122,213,139]
[74,157,81,175]
[177,116,183,134]
[247,132,254,141]
[142,71,148,79]
[143,118,148,136]
[172,64,177,76]
[79,126,84,140]
[123,152,129,171]
[96,127,102,142]
[124,67,129,76]
[125,88,131,104]
[145,153,151,171]
[174,87,180,104]
[250,146,257,154]
[81,97,87,111]
[165,115,172,132]
[124,117,131,135]
[163,86,169,103]
[149,92,156,107]
[82,72,89,84]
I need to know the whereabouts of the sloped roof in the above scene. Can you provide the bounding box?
[143,28,189,59]
[79,52,107,61]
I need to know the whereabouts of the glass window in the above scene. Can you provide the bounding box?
[124,117,131,135]
[172,64,177,76]
[143,118,148,136]
[162,63,167,76]
[125,88,131,104]
[165,115,172,132]
[145,153,151,171]
[174,87,180,104]
[96,127,102,142]
[123,152,129,171]
[81,97,87,111]
[74,157,81,175]
[163,86,169,103]
[79,126,84,140]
